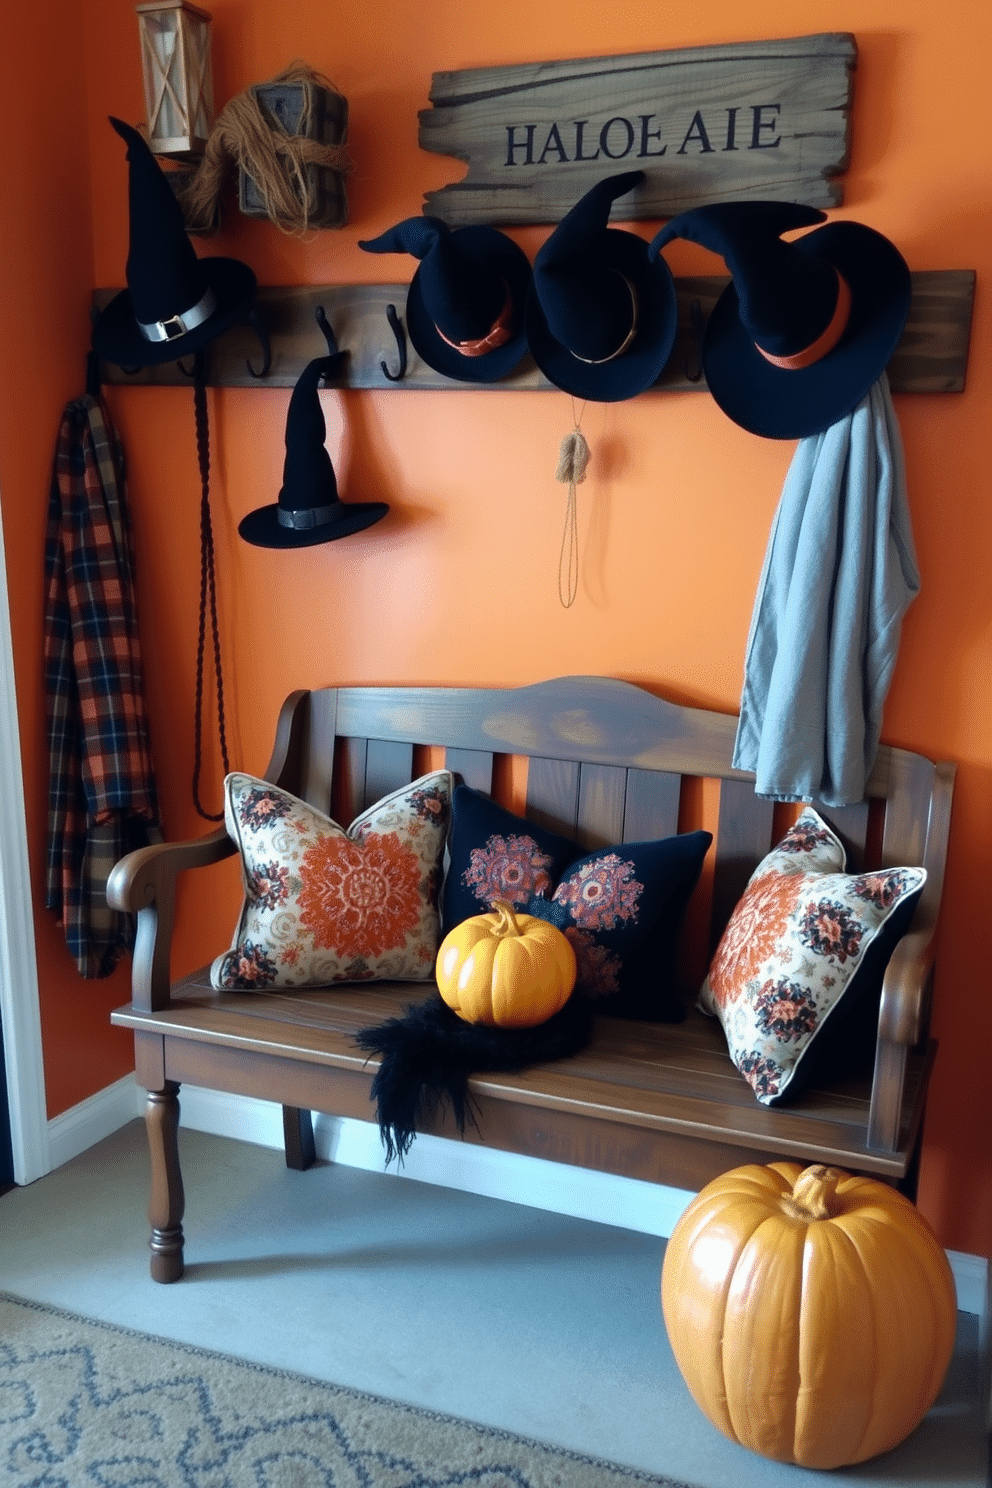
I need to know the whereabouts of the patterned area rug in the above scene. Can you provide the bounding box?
[0,1291,691,1487]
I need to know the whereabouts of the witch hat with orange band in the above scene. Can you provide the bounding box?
[650,202,911,439]
[359,216,531,383]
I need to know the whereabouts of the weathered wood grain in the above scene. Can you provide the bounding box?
[884,268,976,393]
[92,269,974,394]
[419,34,857,224]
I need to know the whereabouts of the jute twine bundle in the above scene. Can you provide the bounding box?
[180,62,353,236]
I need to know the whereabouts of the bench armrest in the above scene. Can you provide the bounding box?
[867,759,955,1154]
[866,927,936,1154]
[107,826,235,1011]
[108,689,315,1012]
[867,760,955,1152]
[877,926,936,1048]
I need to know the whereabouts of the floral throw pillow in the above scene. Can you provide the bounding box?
[699,807,925,1106]
[211,770,453,991]
[442,785,711,1021]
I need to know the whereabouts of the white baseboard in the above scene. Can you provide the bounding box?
[317,1110,700,1238]
[947,1248,990,1320]
[46,1073,143,1171]
[49,1078,990,1318]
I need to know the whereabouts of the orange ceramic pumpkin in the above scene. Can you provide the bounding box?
[662,1162,956,1469]
[435,900,576,1028]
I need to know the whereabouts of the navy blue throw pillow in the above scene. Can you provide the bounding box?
[441,785,711,1021]
[441,786,580,931]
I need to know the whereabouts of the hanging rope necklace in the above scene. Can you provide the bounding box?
[554,397,589,608]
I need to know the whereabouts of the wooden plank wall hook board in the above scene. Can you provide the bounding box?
[418,34,857,226]
[92,270,975,394]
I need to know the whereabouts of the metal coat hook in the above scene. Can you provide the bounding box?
[245,305,272,378]
[85,347,102,397]
[174,348,208,388]
[380,303,407,382]
[315,303,339,356]
[86,308,104,395]
[684,298,705,383]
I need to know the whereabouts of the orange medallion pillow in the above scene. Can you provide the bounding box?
[210,771,453,990]
[699,807,925,1105]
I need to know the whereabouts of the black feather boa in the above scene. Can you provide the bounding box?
[353,992,593,1164]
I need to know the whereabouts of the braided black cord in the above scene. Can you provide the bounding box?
[191,368,230,820]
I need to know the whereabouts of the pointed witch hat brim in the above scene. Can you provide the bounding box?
[238,354,389,548]
[238,494,389,548]
[93,260,258,368]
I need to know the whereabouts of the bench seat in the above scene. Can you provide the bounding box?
[114,975,935,1191]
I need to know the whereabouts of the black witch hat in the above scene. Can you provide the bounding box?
[525,171,677,402]
[92,117,257,368]
[650,202,911,438]
[238,354,389,548]
[359,216,532,383]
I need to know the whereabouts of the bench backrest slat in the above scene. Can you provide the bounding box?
[336,735,367,826]
[576,763,628,850]
[444,748,495,795]
[879,750,935,870]
[300,687,339,815]
[622,768,682,843]
[365,739,415,811]
[526,757,581,839]
[711,781,777,953]
[808,799,870,870]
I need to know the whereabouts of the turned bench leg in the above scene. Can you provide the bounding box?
[282,1105,316,1170]
[145,1082,185,1283]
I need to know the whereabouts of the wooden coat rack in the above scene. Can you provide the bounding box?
[92,270,975,394]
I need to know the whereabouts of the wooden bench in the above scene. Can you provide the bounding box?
[109,675,955,1282]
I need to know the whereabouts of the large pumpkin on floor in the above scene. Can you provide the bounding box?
[661,1162,956,1469]
[436,899,576,1028]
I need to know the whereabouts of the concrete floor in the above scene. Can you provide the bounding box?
[0,1119,986,1487]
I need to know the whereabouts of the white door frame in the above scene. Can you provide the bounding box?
[0,495,51,1184]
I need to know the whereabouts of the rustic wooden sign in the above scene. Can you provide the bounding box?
[419,34,857,226]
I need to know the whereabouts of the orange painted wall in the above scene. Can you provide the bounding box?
[0,5,139,1113]
[2,1,990,1254]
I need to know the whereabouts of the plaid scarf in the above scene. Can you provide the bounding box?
[44,395,161,979]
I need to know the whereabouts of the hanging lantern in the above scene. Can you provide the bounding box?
[136,1,214,159]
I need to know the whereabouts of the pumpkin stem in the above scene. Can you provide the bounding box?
[783,1164,844,1221]
[489,899,523,939]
